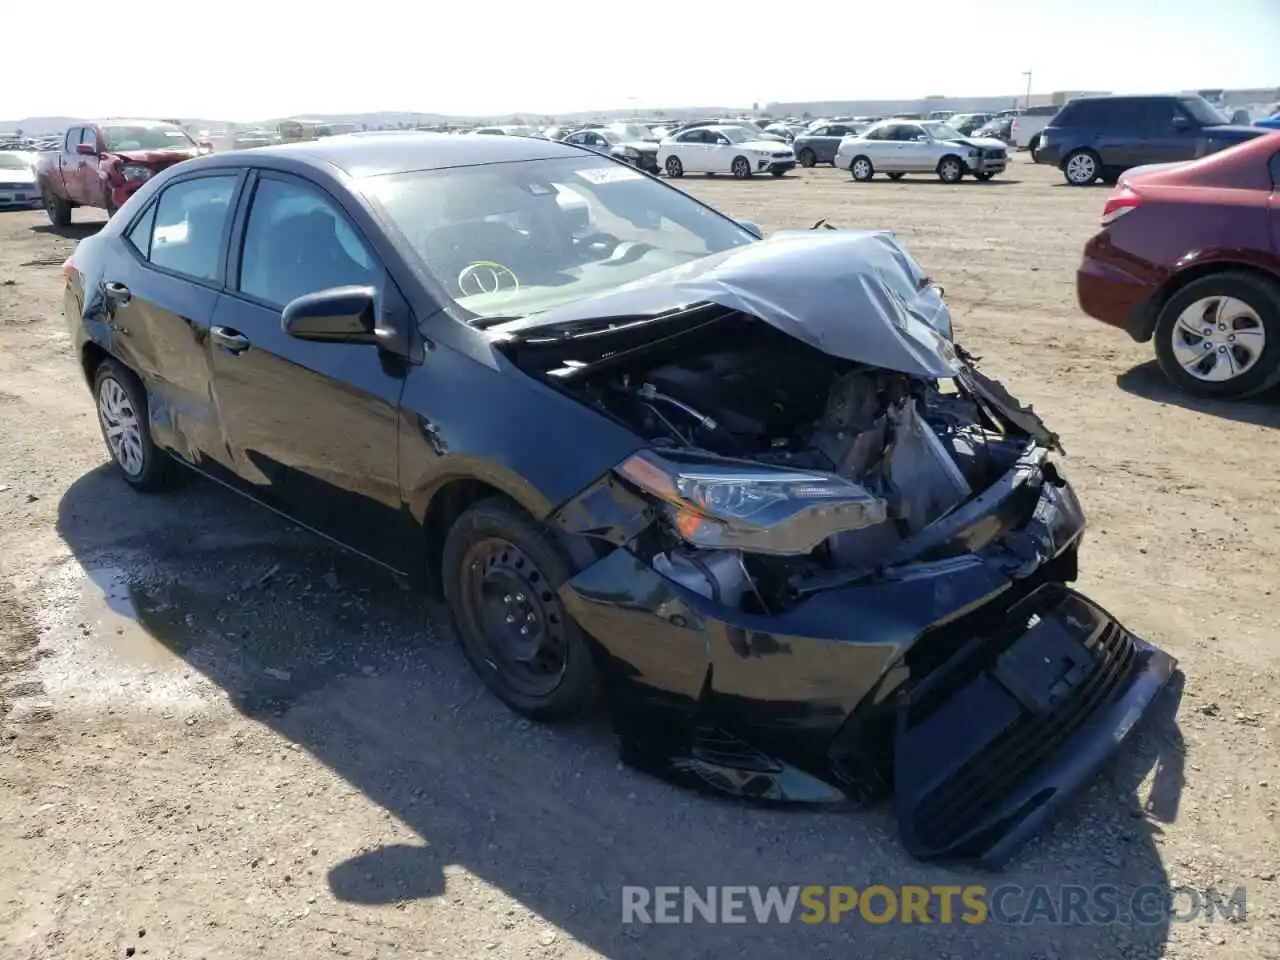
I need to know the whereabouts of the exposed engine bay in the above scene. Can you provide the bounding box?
[515,311,1038,613]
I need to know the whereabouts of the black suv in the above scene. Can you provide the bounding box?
[1038,94,1265,186]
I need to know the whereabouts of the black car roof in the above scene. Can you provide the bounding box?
[196,132,576,178]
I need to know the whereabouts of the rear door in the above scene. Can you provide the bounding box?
[98,170,243,476]
[64,127,93,204]
[207,170,411,566]
[817,125,855,164]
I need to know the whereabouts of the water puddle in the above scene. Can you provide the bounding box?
[74,566,186,670]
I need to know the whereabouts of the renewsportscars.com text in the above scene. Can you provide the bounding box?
[621,884,1247,926]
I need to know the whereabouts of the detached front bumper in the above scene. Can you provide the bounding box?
[555,454,1175,865]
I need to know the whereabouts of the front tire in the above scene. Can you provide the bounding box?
[850,156,874,181]
[664,155,683,178]
[42,188,72,227]
[798,148,816,168]
[92,359,180,492]
[731,156,752,179]
[1063,149,1100,186]
[441,498,601,722]
[937,156,965,183]
[1153,272,1280,399]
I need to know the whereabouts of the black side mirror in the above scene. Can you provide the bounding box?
[282,285,380,343]
[1171,115,1192,131]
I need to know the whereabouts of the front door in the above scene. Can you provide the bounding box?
[97,171,243,477]
[208,171,411,568]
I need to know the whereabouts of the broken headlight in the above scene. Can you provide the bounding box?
[617,450,887,556]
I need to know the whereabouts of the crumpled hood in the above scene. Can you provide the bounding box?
[108,147,199,166]
[493,229,958,379]
[949,136,1007,151]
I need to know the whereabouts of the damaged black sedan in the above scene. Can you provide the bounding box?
[61,132,1175,866]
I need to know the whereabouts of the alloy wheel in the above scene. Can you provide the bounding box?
[1169,296,1267,384]
[852,158,872,180]
[1065,152,1097,185]
[732,157,751,179]
[97,376,144,477]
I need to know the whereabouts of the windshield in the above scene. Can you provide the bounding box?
[103,125,195,151]
[921,121,965,141]
[0,153,30,169]
[362,155,757,320]
[1179,97,1228,125]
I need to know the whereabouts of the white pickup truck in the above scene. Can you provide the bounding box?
[1010,105,1062,158]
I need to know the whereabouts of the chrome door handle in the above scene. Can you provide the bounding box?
[211,326,251,354]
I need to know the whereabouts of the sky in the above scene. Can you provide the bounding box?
[7,0,1278,121]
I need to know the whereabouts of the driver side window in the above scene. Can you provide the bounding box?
[238,176,377,308]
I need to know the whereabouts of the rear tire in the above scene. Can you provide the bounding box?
[1153,272,1280,400]
[92,359,182,492]
[974,172,995,181]
[441,498,601,722]
[1029,134,1043,162]
[42,188,72,227]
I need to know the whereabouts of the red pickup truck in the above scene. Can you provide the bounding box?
[35,119,205,226]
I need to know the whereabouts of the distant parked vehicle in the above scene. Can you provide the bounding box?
[0,150,40,208]
[1256,112,1280,131]
[835,119,1008,183]
[561,128,661,174]
[1010,105,1061,157]
[793,122,867,167]
[973,117,1013,144]
[949,113,995,136]
[658,124,796,179]
[35,119,200,224]
[1076,133,1280,399]
[1039,94,1268,186]
[473,125,541,137]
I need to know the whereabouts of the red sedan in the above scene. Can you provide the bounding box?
[1076,132,1280,399]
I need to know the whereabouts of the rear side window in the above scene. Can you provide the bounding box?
[146,176,237,282]
[238,177,376,307]
[125,204,156,258]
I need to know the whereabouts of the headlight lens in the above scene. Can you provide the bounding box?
[967,149,980,158]
[616,450,887,556]
[121,164,153,182]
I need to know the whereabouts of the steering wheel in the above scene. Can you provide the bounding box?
[457,261,520,299]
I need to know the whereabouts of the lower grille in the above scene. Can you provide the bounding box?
[910,621,1140,851]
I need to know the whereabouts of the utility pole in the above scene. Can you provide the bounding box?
[1022,70,1033,110]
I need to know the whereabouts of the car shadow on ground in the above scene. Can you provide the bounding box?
[29,221,102,239]
[1117,360,1280,428]
[54,463,1186,959]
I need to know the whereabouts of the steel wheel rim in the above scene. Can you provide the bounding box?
[97,376,144,476]
[459,538,567,698]
[941,160,961,181]
[1170,296,1267,383]
[733,158,749,178]
[852,159,870,179]
[1067,153,1095,182]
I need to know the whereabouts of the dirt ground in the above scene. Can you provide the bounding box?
[1,156,1278,960]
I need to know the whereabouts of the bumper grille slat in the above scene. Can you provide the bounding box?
[911,623,1139,849]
